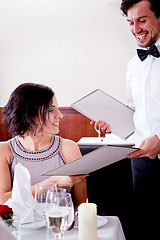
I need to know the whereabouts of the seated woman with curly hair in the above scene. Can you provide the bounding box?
[0,83,88,211]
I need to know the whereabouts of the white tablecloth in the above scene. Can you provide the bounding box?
[20,216,126,240]
[0,218,17,240]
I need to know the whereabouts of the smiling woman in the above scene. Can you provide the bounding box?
[0,83,87,211]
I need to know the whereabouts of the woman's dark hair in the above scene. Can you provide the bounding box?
[121,0,160,19]
[2,83,54,136]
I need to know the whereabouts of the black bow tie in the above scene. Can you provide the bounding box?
[137,44,160,61]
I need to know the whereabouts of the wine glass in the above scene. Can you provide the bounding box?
[60,193,74,239]
[45,188,73,240]
[34,183,57,218]
[65,193,74,229]
[94,122,101,137]
[57,192,74,239]
[46,187,66,205]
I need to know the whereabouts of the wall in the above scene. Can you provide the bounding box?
[0,0,137,107]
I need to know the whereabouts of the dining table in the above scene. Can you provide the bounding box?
[20,216,126,240]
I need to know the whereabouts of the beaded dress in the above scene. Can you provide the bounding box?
[9,135,67,186]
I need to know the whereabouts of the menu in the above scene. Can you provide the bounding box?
[42,145,137,176]
[71,89,134,140]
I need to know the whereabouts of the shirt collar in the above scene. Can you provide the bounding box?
[155,37,160,51]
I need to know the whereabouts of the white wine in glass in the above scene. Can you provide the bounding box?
[46,188,72,240]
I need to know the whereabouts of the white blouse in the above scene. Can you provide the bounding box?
[126,37,160,147]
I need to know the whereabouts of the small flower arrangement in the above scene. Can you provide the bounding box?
[0,204,13,220]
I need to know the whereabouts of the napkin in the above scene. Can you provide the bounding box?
[6,163,40,224]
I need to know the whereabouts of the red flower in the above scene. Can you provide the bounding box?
[0,204,13,220]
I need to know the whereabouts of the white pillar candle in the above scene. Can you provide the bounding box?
[78,202,97,240]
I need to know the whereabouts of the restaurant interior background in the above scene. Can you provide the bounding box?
[0,1,137,238]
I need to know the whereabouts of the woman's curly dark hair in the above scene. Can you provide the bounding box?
[121,0,160,19]
[2,83,54,136]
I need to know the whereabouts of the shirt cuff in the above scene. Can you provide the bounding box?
[154,134,160,159]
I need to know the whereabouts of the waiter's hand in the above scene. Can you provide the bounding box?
[90,120,111,134]
[127,135,160,159]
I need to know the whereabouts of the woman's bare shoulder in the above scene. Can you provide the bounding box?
[61,138,78,148]
[0,140,10,149]
[61,138,82,163]
[0,141,12,159]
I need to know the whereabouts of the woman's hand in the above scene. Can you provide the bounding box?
[51,174,88,188]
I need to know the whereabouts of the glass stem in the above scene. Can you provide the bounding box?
[55,233,62,239]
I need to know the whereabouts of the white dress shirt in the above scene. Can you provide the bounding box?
[126,37,160,148]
